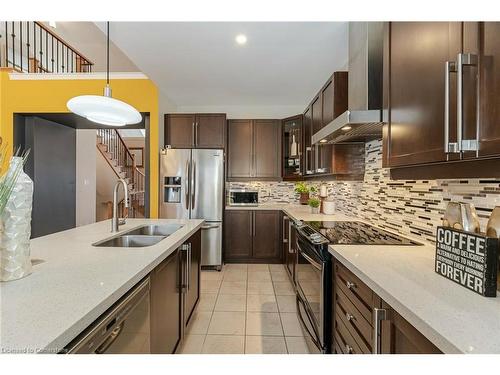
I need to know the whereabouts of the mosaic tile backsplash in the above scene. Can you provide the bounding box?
[228,139,500,244]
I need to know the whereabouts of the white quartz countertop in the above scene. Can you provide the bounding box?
[225,203,353,222]
[0,218,204,354]
[329,242,500,354]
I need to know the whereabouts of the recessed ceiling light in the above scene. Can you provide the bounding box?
[342,125,352,131]
[319,139,328,143]
[235,34,247,45]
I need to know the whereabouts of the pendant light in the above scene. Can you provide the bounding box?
[67,22,142,126]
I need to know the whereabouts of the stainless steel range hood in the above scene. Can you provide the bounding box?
[312,22,384,145]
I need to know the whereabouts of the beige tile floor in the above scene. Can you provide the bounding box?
[177,263,314,354]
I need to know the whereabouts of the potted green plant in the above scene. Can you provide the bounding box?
[308,197,321,214]
[294,182,317,205]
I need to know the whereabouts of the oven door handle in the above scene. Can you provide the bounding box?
[296,296,322,350]
[300,251,322,271]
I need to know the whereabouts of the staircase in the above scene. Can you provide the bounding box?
[96,129,146,218]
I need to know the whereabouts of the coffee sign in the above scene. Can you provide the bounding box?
[435,226,498,297]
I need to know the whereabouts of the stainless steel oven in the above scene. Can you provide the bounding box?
[294,222,332,354]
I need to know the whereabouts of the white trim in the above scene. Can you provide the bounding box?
[8,72,149,80]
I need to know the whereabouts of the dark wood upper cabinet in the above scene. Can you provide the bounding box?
[252,210,281,260]
[387,22,462,167]
[253,119,281,178]
[165,113,226,149]
[227,119,281,181]
[322,72,348,126]
[195,114,226,148]
[386,22,500,177]
[303,106,314,175]
[227,119,254,179]
[311,94,323,135]
[282,115,303,181]
[165,114,195,148]
[477,22,500,158]
[224,210,253,260]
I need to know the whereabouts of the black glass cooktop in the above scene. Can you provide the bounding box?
[305,221,422,246]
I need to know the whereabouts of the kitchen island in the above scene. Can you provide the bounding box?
[0,218,203,354]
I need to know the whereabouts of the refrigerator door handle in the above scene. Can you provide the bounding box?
[191,159,196,211]
[184,159,190,211]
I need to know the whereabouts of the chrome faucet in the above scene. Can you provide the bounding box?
[111,179,129,232]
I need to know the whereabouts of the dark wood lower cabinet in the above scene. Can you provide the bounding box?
[150,229,201,354]
[380,307,442,354]
[253,211,281,260]
[150,249,181,354]
[184,229,201,326]
[224,210,253,261]
[224,210,282,263]
[332,259,442,354]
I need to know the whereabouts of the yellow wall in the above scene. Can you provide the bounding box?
[0,72,159,218]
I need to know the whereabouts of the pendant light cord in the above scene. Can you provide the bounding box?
[106,21,110,85]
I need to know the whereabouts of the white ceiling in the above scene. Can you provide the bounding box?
[99,22,348,117]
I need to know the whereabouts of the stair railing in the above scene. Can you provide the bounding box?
[0,21,93,73]
[97,129,146,217]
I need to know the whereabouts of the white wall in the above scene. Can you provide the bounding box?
[75,129,97,226]
[175,104,304,119]
[42,22,139,72]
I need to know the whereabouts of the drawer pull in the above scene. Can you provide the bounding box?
[345,344,353,354]
[346,313,355,322]
[346,281,356,289]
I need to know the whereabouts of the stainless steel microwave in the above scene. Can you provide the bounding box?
[227,189,259,206]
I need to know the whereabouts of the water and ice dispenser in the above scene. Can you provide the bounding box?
[163,177,182,203]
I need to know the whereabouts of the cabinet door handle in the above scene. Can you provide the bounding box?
[346,312,355,322]
[187,243,192,291]
[346,281,356,290]
[457,53,479,153]
[282,216,289,243]
[444,61,458,153]
[373,308,387,354]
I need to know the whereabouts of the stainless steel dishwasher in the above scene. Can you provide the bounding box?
[65,277,150,354]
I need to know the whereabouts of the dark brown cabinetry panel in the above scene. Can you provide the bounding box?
[150,250,181,354]
[303,106,314,175]
[185,229,201,326]
[195,114,226,148]
[254,120,281,178]
[224,210,282,263]
[253,210,281,260]
[311,94,323,135]
[227,119,281,180]
[282,115,303,181]
[478,22,500,158]
[165,113,226,149]
[224,210,253,260]
[387,22,462,167]
[165,114,195,148]
[380,307,442,354]
[322,72,348,126]
[386,22,500,177]
[332,259,442,354]
[227,120,254,179]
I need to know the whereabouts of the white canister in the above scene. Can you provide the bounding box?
[323,199,335,215]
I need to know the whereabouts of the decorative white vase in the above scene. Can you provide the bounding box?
[310,206,320,214]
[0,157,34,282]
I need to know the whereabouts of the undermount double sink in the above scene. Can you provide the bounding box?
[93,224,184,248]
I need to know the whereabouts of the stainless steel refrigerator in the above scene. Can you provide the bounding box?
[159,148,223,270]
